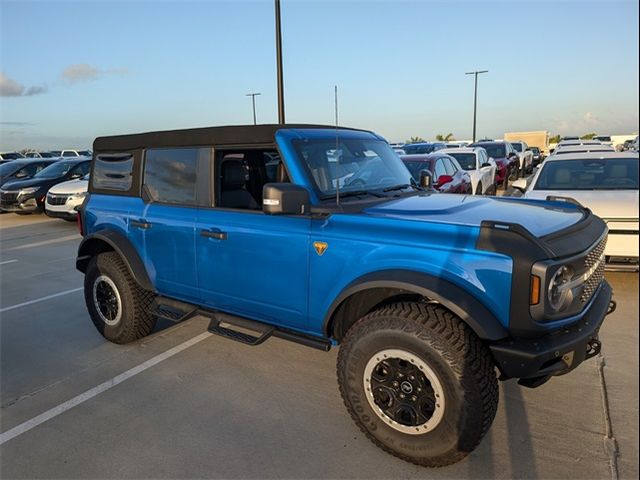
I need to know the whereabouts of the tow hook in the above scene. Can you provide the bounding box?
[607,300,617,315]
[585,338,602,360]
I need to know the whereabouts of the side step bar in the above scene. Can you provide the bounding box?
[151,296,331,351]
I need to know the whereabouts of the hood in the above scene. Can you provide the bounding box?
[524,190,639,220]
[363,193,584,237]
[48,178,88,195]
[1,176,60,191]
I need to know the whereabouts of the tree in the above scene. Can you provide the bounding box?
[406,136,425,144]
[580,133,597,140]
[549,134,561,144]
[436,133,455,142]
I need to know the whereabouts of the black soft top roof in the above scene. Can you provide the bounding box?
[93,124,365,151]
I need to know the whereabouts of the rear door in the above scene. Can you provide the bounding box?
[132,147,209,303]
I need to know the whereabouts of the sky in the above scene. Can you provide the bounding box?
[1,0,638,149]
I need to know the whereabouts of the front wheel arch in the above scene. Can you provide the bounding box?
[324,271,508,342]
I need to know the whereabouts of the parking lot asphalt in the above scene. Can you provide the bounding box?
[0,213,637,479]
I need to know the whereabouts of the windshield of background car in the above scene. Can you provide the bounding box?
[479,144,506,158]
[448,153,476,170]
[292,138,413,197]
[402,160,433,180]
[1,153,23,160]
[39,152,56,158]
[34,160,77,178]
[534,158,639,190]
[0,162,23,175]
[404,144,436,154]
[511,143,523,152]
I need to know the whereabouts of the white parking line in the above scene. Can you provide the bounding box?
[0,332,212,446]
[0,287,83,314]
[0,260,18,266]
[6,234,80,251]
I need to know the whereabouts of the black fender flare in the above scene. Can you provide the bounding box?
[76,230,154,291]
[323,270,508,341]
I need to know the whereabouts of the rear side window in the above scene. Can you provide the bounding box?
[93,153,134,191]
[144,148,206,205]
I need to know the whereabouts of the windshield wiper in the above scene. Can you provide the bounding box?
[383,180,422,192]
[337,190,386,199]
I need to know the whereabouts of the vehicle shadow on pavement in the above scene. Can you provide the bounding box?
[466,380,538,479]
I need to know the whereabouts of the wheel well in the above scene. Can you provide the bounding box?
[329,288,423,341]
[76,238,115,272]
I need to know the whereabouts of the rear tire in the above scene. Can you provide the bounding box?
[84,252,156,344]
[337,302,498,467]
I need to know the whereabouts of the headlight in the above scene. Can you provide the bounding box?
[69,191,88,199]
[18,187,39,196]
[547,265,575,312]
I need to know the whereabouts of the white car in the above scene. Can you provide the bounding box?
[555,139,602,149]
[512,152,639,267]
[552,144,615,156]
[440,147,496,195]
[509,141,534,175]
[45,173,89,221]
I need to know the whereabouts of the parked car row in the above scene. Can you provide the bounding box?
[0,157,91,219]
[0,149,92,163]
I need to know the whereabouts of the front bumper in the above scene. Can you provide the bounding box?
[0,194,41,213]
[490,280,613,382]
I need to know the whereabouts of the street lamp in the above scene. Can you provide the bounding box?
[465,70,488,142]
[246,92,261,125]
[274,0,285,124]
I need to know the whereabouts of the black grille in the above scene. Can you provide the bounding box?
[581,236,607,302]
[0,192,19,205]
[47,194,69,206]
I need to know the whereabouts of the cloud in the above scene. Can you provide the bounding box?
[60,64,129,83]
[0,72,48,97]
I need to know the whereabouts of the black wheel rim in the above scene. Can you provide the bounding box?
[93,275,121,325]
[369,357,437,428]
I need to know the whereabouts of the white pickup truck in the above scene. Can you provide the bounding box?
[509,141,534,175]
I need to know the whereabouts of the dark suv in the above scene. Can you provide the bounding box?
[76,124,613,467]
[0,157,90,214]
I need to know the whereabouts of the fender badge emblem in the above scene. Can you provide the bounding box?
[313,241,328,256]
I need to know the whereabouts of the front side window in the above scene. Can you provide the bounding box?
[144,148,204,205]
[93,153,134,191]
[292,138,413,197]
[511,143,523,152]
[534,159,639,190]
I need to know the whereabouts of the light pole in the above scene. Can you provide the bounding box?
[465,70,488,142]
[274,0,285,124]
[246,92,261,125]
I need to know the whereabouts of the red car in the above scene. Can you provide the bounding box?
[469,141,520,188]
[401,153,472,194]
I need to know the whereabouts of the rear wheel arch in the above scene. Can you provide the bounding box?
[76,230,154,292]
[324,270,508,342]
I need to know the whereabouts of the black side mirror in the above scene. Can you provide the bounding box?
[263,183,310,215]
[419,170,432,188]
[481,162,492,168]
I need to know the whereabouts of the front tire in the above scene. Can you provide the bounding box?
[84,252,156,344]
[337,302,498,467]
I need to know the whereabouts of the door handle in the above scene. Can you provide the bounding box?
[131,219,152,229]
[200,229,227,240]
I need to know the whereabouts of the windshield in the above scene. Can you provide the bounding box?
[292,138,414,198]
[595,136,611,142]
[50,151,61,156]
[403,160,432,180]
[511,143,523,152]
[39,152,56,158]
[530,147,540,154]
[77,150,92,156]
[0,161,24,175]
[34,160,77,179]
[477,144,506,158]
[404,144,437,154]
[534,158,639,190]
[448,153,476,171]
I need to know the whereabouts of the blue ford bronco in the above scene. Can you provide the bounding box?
[77,125,614,467]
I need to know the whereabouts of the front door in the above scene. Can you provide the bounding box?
[196,150,311,331]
